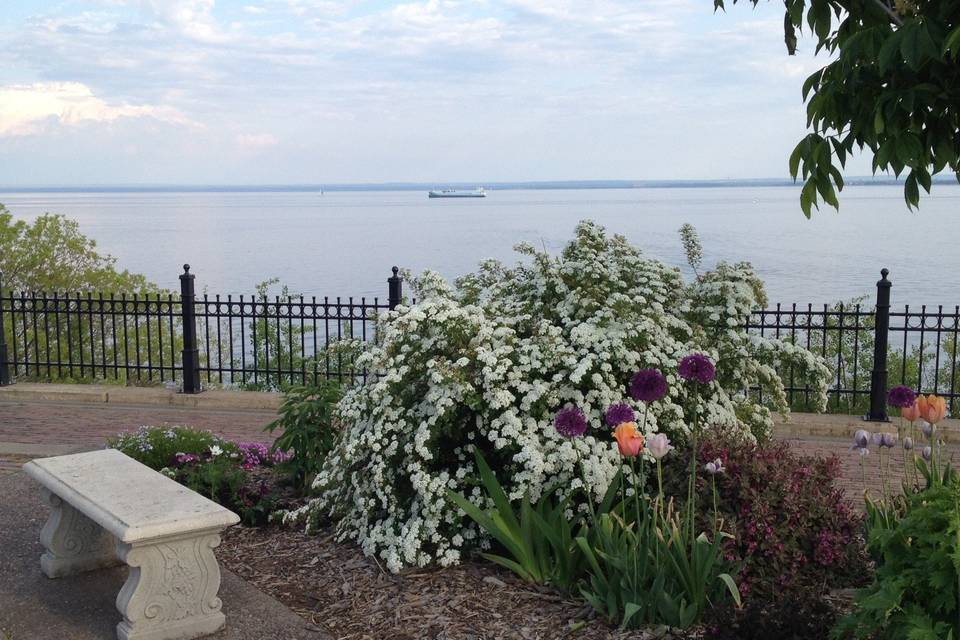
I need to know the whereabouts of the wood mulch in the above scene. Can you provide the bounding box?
[218,525,694,640]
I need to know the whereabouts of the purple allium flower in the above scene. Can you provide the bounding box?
[554,405,588,438]
[886,385,917,409]
[605,403,636,427]
[629,369,668,403]
[677,354,716,384]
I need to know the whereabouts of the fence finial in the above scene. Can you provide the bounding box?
[183,264,191,274]
[388,266,402,310]
[880,268,889,280]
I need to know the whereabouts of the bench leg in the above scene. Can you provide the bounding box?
[39,488,120,578]
[115,533,227,640]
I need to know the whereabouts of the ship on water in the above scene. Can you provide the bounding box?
[428,188,486,198]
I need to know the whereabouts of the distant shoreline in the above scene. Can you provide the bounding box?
[0,176,955,194]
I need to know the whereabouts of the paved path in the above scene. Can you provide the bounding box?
[0,399,278,448]
[0,396,960,504]
[3,395,952,503]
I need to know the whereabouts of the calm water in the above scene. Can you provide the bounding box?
[2,186,958,306]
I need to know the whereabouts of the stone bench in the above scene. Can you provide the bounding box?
[24,449,241,640]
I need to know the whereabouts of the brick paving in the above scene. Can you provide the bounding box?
[0,398,953,506]
[780,433,956,503]
[0,399,278,448]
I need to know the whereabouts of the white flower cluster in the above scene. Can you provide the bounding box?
[286,220,830,572]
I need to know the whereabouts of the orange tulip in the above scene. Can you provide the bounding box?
[901,400,921,422]
[613,422,645,457]
[918,394,947,425]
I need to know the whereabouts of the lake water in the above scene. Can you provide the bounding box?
[2,185,958,307]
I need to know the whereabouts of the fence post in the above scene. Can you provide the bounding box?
[388,266,402,310]
[179,264,202,394]
[0,272,10,386]
[864,268,891,422]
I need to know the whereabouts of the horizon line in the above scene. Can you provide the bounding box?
[0,175,949,193]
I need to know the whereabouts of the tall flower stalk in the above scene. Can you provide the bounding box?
[678,353,716,547]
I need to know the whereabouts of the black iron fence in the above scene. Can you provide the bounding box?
[0,266,957,417]
[746,270,959,417]
[0,265,402,391]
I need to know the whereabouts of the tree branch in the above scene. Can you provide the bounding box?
[872,0,904,27]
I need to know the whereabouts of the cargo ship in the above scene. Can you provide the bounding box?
[428,188,486,198]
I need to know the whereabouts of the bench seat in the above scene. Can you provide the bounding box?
[25,449,240,640]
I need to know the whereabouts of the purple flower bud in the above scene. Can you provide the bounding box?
[857,447,870,457]
[678,354,716,384]
[886,385,918,409]
[871,432,883,447]
[629,369,668,403]
[881,432,897,448]
[921,421,935,439]
[704,458,724,475]
[852,429,870,450]
[554,405,588,438]
[922,446,933,461]
[604,403,636,427]
[903,437,914,451]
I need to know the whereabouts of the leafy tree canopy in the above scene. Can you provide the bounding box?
[715,0,960,214]
[0,203,158,293]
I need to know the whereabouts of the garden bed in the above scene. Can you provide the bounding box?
[218,524,693,640]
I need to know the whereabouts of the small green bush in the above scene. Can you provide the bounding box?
[834,476,960,640]
[109,426,238,470]
[264,381,342,489]
[108,426,286,525]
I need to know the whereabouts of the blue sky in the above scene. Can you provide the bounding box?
[0,0,855,185]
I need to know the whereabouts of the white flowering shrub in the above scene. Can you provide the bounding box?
[286,220,829,572]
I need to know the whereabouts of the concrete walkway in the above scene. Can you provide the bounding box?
[1,382,957,501]
[0,384,279,455]
[0,471,325,640]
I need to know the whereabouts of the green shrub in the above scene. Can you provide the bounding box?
[834,476,960,639]
[264,381,342,489]
[108,425,237,470]
[109,426,285,525]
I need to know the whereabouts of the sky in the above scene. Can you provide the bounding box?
[0,0,857,185]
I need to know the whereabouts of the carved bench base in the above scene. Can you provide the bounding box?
[39,488,122,578]
[115,533,226,640]
[38,489,228,640]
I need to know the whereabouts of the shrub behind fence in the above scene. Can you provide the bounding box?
[1,266,957,416]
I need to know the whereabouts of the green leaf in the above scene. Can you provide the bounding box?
[800,177,819,218]
[718,573,742,607]
[904,172,920,209]
[874,109,885,134]
[945,25,960,58]
[788,140,804,178]
[622,602,643,628]
[879,29,903,74]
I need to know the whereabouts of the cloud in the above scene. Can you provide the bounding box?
[0,82,197,137]
[236,132,279,148]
